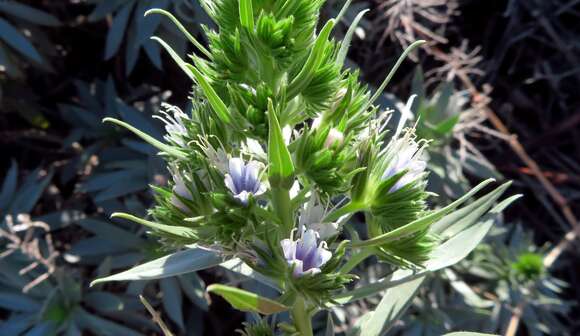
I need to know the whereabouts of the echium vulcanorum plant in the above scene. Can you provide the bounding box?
[93,1,518,335]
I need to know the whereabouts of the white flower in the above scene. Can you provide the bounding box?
[154,103,190,146]
[298,194,347,240]
[195,136,229,173]
[169,169,194,213]
[323,128,345,148]
[381,131,427,192]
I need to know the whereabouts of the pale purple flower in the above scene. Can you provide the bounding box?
[170,170,193,213]
[280,230,332,277]
[381,135,427,192]
[224,157,266,205]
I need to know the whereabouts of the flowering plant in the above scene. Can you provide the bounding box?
[92,1,517,334]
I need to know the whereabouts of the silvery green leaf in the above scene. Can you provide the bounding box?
[104,2,134,60]
[336,9,369,67]
[90,247,222,286]
[333,191,519,304]
[325,311,335,336]
[220,258,279,290]
[426,194,522,271]
[0,18,44,64]
[84,292,126,313]
[360,272,426,336]
[178,273,209,311]
[111,212,197,239]
[161,277,185,331]
[75,307,142,336]
[0,2,61,26]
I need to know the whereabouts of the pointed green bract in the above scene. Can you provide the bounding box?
[267,100,294,187]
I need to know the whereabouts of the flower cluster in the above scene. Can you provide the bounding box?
[98,1,512,334]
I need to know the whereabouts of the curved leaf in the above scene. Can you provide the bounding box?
[0,17,44,63]
[91,247,222,286]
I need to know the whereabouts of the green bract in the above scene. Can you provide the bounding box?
[95,1,518,334]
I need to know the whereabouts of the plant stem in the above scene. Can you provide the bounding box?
[339,247,374,274]
[272,187,293,235]
[292,296,313,336]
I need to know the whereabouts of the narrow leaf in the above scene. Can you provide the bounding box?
[151,36,195,81]
[90,247,222,286]
[207,284,288,315]
[0,18,44,63]
[239,0,254,31]
[145,9,211,58]
[185,64,232,124]
[361,273,426,336]
[288,19,335,98]
[103,117,187,159]
[111,212,197,238]
[364,40,425,111]
[0,2,61,26]
[104,2,133,60]
[337,9,369,66]
[352,179,498,248]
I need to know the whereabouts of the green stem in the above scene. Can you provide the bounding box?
[272,187,293,235]
[339,247,374,274]
[324,201,366,223]
[292,296,313,336]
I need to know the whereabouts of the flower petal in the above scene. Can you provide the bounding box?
[228,157,245,190]
[280,239,296,261]
[224,174,238,194]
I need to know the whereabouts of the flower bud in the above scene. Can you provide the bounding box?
[323,128,344,148]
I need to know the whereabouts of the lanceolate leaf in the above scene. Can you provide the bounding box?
[103,117,187,159]
[288,19,335,98]
[91,247,222,286]
[185,64,232,124]
[207,284,288,315]
[104,2,134,60]
[238,0,254,31]
[365,40,426,110]
[336,9,369,67]
[0,18,44,64]
[267,100,295,186]
[0,2,61,26]
[220,258,279,290]
[360,272,426,336]
[333,191,519,305]
[352,179,501,248]
[144,9,211,57]
[111,212,197,238]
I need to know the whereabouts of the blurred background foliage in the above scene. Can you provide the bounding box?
[0,0,579,335]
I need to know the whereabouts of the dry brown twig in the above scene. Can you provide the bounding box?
[374,1,578,334]
[139,295,175,336]
[0,214,58,293]
[423,44,579,336]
